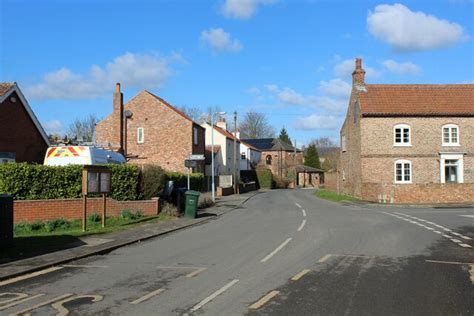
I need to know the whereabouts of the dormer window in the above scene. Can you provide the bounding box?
[394,124,411,146]
[442,124,459,146]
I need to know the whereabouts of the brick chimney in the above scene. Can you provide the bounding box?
[216,118,227,131]
[352,57,366,87]
[113,83,124,154]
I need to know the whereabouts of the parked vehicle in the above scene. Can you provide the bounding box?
[43,146,126,166]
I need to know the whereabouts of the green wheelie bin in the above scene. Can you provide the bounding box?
[184,190,200,218]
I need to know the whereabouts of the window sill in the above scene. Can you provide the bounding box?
[394,181,412,184]
[393,144,412,147]
[441,144,460,147]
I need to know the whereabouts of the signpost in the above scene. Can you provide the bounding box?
[184,154,205,190]
[82,166,111,231]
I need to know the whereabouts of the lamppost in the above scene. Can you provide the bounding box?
[211,111,226,203]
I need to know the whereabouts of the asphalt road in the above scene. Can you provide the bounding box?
[1,189,473,315]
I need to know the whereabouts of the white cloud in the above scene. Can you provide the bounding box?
[293,115,340,130]
[43,120,64,134]
[26,52,180,100]
[334,59,380,79]
[264,84,279,92]
[382,59,422,75]
[277,88,306,105]
[367,3,467,52]
[200,28,242,53]
[221,0,276,19]
[319,79,351,99]
[307,96,347,112]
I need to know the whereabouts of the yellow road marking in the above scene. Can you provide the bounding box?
[9,293,72,316]
[186,268,207,278]
[291,269,311,281]
[318,254,332,263]
[469,265,474,284]
[0,293,28,305]
[425,260,474,265]
[0,267,63,287]
[130,288,165,305]
[62,264,108,268]
[249,290,280,309]
[0,294,44,311]
[52,294,103,315]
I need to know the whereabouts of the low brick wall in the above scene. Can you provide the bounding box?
[13,197,160,224]
[362,183,474,204]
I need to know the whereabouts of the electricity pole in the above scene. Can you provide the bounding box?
[233,111,238,194]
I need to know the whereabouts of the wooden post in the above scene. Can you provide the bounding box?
[82,194,87,232]
[102,193,107,228]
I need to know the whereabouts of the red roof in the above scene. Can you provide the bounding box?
[359,84,474,116]
[213,124,240,142]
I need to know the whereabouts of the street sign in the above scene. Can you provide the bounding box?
[185,160,198,168]
[188,154,205,161]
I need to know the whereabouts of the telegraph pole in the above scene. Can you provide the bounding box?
[233,111,238,194]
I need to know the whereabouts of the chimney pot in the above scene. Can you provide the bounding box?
[355,58,362,69]
[115,83,121,93]
[352,57,366,87]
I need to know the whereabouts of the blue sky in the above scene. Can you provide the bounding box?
[1,0,473,146]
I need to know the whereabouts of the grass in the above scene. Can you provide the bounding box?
[314,189,360,203]
[1,213,172,264]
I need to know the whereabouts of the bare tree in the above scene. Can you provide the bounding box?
[239,111,275,139]
[178,105,203,123]
[68,114,99,143]
[310,137,337,148]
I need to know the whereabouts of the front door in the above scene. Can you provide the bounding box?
[445,159,458,183]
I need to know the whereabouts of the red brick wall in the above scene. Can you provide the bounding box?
[13,197,160,223]
[324,171,339,192]
[0,91,48,163]
[362,183,474,204]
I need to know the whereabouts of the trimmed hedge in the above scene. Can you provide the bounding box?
[165,171,204,191]
[0,163,204,201]
[0,163,140,201]
[256,169,273,189]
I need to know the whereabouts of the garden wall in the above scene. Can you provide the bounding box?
[13,197,160,224]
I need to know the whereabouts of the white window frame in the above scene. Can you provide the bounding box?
[137,127,144,144]
[341,135,347,152]
[193,127,198,145]
[393,124,411,147]
[441,124,459,146]
[439,153,464,184]
[394,159,412,184]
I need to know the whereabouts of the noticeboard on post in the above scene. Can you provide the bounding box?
[82,166,111,195]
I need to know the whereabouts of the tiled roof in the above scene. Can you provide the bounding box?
[144,90,204,128]
[0,82,15,96]
[360,84,474,116]
[242,138,299,152]
[213,125,240,142]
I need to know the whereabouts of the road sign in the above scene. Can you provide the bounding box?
[188,154,205,160]
[185,160,198,168]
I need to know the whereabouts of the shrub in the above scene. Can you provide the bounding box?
[109,164,140,201]
[139,165,167,199]
[161,202,180,217]
[120,209,143,220]
[165,172,204,191]
[256,169,273,189]
[273,175,291,189]
[88,213,101,223]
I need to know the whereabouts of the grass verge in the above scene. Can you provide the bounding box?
[1,214,172,264]
[314,189,360,203]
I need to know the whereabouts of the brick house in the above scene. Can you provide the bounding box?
[339,58,474,204]
[96,84,205,173]
[242,138,303,178]
[0,82,50,163]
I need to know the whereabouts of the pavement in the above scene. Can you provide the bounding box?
[0,191,259,282]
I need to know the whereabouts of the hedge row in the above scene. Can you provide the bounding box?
[256,169,273,189]
[0,163,203,201]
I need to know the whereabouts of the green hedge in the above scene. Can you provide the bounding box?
[0,163,140,201]
[256,169,273,189]
[0,163,204,201]
[165,171,204,191]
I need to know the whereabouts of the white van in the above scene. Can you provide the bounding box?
[44,146,126,166]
